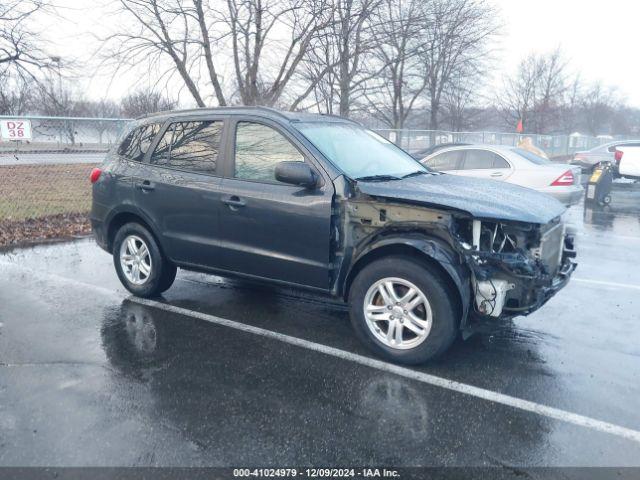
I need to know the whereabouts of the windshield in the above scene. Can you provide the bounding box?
[295,122,429,180]
[512,147,552,165]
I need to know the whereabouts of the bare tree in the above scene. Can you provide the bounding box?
[103,0,211,107]
[579,82,620,136]
[76,99,123,143]
[557,74,582,134]
[120,89,177,117]
[421,0,499,130]
[299,0,383,116]
[440,71,478,131]
[302,36,339,113]
[0,0,56,81]
[0,73,33,114]
[499,48,569,134]
[223,0,334,106]
[105,0,333,108]
[499,53,539,132]
[610,105,639,136]
[193,0,227,105]
[36,77,84,144]
[365,0,427,131]
[530,48,568,133]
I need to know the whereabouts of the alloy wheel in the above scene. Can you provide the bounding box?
[119,235,152,285]
[363,277,433,350]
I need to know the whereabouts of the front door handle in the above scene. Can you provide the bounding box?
[222,195,246,209]
[490,172,504,178]
[135,180,155,192]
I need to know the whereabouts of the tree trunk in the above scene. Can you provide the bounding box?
[339,75,350,117]
[429,100,439,130]
[194,0,227,106]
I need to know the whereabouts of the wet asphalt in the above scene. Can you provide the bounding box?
[1,184,640,468]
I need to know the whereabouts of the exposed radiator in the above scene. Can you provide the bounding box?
[537,223,565,276]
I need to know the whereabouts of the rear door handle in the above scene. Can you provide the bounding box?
[490,172,504,178]
[222,195,246,209]
[135,180,155,192]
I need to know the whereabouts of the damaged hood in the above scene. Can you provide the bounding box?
[356,174,566,224]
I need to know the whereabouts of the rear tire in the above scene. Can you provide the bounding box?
[113,222,176,297]
[157,264,178,293]
[348,255,459,364]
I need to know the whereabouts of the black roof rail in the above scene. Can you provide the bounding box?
[136,105,294,121]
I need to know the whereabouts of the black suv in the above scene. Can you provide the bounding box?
[91,107,576,364]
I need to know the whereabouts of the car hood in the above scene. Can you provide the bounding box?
[355,173,566,224]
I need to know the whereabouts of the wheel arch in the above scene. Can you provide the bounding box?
[342,236,472,328]
[105,207,163,255]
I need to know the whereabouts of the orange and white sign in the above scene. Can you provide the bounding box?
[0,119,32,141]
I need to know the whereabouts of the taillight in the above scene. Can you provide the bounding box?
[90,167,102,184]
[614,150,623,163]
[551,170,574,186]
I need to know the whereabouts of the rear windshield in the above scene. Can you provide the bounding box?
[512,148,551,165]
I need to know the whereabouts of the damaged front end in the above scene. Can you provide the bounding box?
[453,217,577,319]
[333,174,577,328]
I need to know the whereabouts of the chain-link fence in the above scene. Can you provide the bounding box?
[0,115,129,154]
[0,114,636,246]
[373,129,633,158]
[0,116,129,246]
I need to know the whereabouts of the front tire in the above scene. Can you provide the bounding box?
[113,222,176,297]
[348,256,459,364]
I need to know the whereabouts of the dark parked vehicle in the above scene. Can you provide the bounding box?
[91,107,576,364]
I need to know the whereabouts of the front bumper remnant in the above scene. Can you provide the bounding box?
[467,233,577,319]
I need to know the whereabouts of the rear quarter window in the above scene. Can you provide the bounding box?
[149,120,223,175]
[512,148,550,165]
[117,123,161,162]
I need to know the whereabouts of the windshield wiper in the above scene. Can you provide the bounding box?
[402,170,429,179]
[355,174,402,182]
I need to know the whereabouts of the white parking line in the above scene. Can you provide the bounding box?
[574,278,640,291]
[2,260,640,445]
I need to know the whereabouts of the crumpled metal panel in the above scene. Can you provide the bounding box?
[356,174,566,224]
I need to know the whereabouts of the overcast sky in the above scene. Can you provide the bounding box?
[41,0,640,107]
[494,0,639,106]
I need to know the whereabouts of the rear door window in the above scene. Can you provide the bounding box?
[150,120,223,175]
[426,150,464,171]
[118,123,160,162]
[461,149,508,169]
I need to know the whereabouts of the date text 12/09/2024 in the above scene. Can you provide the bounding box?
[233,468,400,478]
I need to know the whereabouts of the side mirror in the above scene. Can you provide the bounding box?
[275,161,318,188]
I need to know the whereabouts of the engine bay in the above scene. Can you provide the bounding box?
[454,217,576,318]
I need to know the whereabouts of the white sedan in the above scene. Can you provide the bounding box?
[419,145,583,206]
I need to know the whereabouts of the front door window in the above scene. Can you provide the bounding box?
[234,122,304,183]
